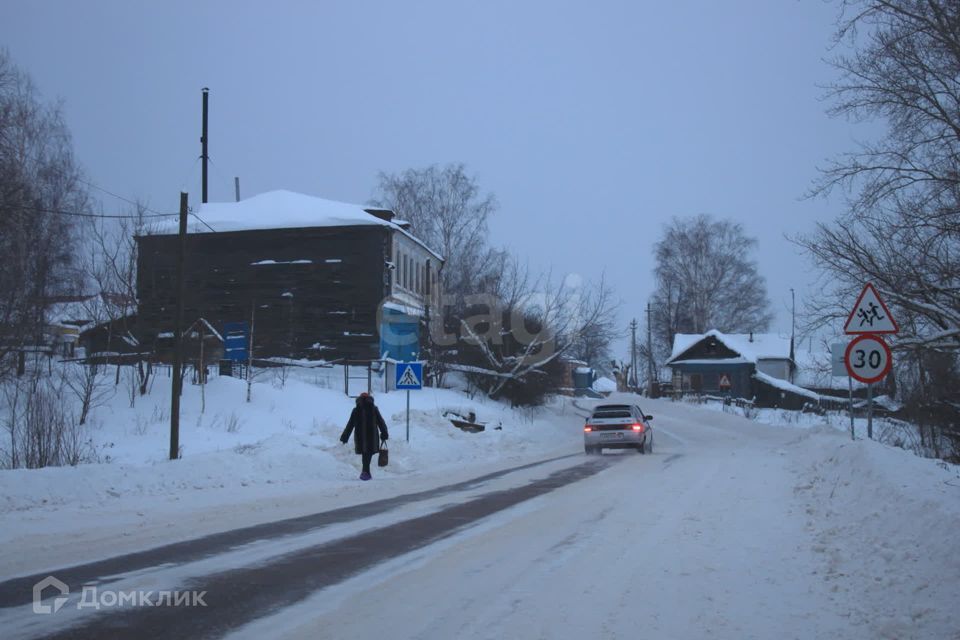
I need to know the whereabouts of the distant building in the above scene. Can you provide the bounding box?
[45,293,136,359]
[136,190,443,362]
[666,330,810,406]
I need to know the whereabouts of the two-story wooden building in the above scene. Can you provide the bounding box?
[136,190,443,362]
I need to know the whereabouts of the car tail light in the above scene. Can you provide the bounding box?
[584,426,593,432]
[631,423,644,432]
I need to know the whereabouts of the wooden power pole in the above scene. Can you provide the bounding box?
[169,192,188,460]
[646,302,655,397]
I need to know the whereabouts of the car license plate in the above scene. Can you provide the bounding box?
[601,433,621,440]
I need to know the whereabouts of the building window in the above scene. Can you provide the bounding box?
[395,251,402,289]
[416,262,421,293]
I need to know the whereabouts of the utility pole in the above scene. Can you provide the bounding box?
[646,302,655,397]
[201,88,209,204]
[169,192,188,460]
[790,288,796,342]
[199,320,206,414]
[234,176,240,202]
[629,319,638,392]
[246,300,255,403]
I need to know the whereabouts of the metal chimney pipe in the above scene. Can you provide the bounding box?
[201,88,209,204]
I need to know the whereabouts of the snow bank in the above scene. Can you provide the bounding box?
[0,369,580,514]
[788,427,960,639]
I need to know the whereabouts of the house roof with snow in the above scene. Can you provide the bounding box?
[151,190,443,261]
[667,329,793,365]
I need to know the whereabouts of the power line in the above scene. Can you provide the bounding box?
[189,209,217,233]
[76,177,169,217]
[82,174,217,231]
[3,203,177,219]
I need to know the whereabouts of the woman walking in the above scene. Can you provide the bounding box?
[340,393,389,480]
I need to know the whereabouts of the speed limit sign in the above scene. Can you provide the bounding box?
[844,334,892,384]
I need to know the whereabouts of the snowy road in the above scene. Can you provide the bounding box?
[242,402,858,640]
[3,396,958,639]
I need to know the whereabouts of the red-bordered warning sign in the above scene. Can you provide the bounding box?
[844,334,892,384]
[844,283,899,335]
[718,373,732,389]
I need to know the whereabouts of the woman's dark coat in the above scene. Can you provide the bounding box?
[340,395,389,455]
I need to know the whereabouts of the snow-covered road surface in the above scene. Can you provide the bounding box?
[239,401,859,640]
[3,396,957,639]
[238,399,959,640]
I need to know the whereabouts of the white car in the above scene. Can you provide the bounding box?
[584,403,654,454]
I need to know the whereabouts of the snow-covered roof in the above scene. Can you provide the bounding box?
[152,190,443,261]
[752,371,819,401]
[668,329,792,365]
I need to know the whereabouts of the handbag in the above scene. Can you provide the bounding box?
[378,442,389,467]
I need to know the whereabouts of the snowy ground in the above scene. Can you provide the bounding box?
[0,367,586,576]
[2,378,959,639]
[234,397,960,640]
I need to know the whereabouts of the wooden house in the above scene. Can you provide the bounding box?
[666,330,802,404]
[136,190,443,363]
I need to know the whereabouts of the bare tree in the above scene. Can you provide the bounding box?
[802,0,960,350]
[84,202,153,396]
[456,260,618,404]
[650,215,773,358]
[371,163,500,304]
[799,0,960,458]
[0,49,87,381]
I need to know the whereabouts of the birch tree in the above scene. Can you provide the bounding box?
[650,215,773,359]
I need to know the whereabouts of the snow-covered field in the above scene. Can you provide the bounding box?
[0,367,585,576]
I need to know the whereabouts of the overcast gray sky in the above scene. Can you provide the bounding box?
[2,0,869,357]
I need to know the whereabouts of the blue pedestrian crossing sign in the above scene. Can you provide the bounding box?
[396,362,423,390]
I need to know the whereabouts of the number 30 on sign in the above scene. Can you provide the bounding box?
[843,334,892,384]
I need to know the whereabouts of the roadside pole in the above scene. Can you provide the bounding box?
[848,374,854,441]
[395,361,423,444]
[842,282,898,444]
[169,192,188,460]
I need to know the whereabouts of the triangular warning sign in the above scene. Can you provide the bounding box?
[843,283,899,335]
[397,365,421,387]
[719,374,731,388]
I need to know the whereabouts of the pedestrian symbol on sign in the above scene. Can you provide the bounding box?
[395,362,423,390]
[844,283,899,335]
[857,302,885,328]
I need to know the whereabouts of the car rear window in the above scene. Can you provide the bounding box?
[592,410,632,419]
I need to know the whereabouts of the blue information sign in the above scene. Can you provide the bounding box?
[223,322,249,362]
[395,362,423,390]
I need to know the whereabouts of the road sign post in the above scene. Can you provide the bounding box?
[843,284,899,440]
[844,334,892,440]
[395,362,423,443]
